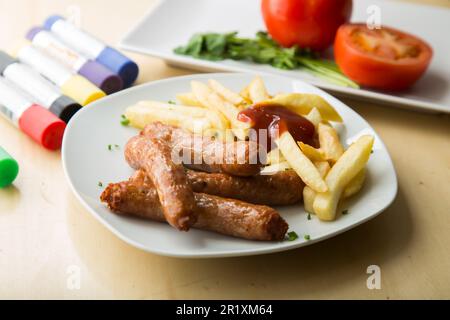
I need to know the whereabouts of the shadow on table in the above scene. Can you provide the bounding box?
[65,184,413,299]
[0,185,21,214]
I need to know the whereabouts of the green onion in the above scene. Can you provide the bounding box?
[287,231,299,241]
[304,234,311,241]
[120,115,130,126]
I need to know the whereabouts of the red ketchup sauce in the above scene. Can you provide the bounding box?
[237,104,315,151]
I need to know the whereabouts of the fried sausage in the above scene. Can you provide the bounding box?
[187,169,304,205]
[100,171,288,241]
[142,122,265,177]
[131,168,303,205]
[125,135,197,231]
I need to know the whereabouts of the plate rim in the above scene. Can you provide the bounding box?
[62,72,398,258]
[118,0,450,114]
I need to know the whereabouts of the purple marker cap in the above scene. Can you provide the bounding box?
[26,26,123,94]
[43,15,63,30]
[78,61,123,94]
[26,26,44,41]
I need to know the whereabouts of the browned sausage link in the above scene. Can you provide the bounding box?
[142,122,265,177]
[187,170,304,205]
[100,171,288,241]
[124,135,197,231]
[131,168,303,205]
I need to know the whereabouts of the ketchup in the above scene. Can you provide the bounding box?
[238,104,315,151]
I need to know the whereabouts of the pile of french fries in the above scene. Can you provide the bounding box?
[124,76,374,221]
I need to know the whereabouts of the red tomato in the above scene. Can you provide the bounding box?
[261,0,352,51]
[334,24,433,91]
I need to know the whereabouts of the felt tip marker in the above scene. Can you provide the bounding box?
[9,40,105,106]
[0,146,19,188]
[26,27,123,94]
[44,15,139,87]
[0,77,66,150]
[0,51,81,123]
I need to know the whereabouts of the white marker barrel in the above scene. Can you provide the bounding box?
[0,51,81,122]
[44,15,138,87]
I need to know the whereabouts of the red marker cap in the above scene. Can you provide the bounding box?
[18,104,66,150]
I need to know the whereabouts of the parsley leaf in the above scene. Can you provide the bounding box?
[174,31,359,88]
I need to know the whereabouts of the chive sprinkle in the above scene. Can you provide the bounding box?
[304,234,311,241]
[287,231,299,241]
[307,213,311,220]
[342,209,349,215]
[120,114,130,126]
[108,144,120,151]
[168,100,176,104]
[98,181,103,187]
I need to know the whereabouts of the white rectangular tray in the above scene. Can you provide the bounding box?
[120,0,450,113]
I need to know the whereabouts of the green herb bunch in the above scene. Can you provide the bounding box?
[174,31,358,88]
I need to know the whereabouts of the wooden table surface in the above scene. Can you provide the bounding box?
[0,0,449,299]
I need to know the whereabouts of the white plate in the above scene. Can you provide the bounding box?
[120,0,450,114]
[62,73,397,258]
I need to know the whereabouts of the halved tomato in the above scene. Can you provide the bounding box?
[334,23,433,91]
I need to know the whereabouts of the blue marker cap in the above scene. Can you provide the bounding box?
[96,47,139,87]
[43,15,63,30]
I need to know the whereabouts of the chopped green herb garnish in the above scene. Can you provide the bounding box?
[307,213,311,220]
[287,231,299,241]
[168,100,176,104]
[371,150,374,154]
[342,209,349,215]
[120,114,130,126]
[174,31,359,88]
[98,181,103,187]
[108,144,120,151]
[304,234,311,241]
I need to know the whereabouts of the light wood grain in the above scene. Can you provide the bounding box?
[0,0,449,299]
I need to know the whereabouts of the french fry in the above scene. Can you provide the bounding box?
[248,76,270,103]
[136,100,229,131]
[260,161,291,175]
[303,187,317,214]
[261,93,343,122]
[240,85,252,103]
[208,79,245,107]
[343,168,366,198]
[124,104,212,133]
[318,123,344,164]
[305,107,323,128]
[314,161,331,177]
[276,131,328,192]
[191,81,249,139]
[266,148,286,164]
[313,135,374,221]
[176,92,203,107]
[297,141,326,162]
[137,100,207,117]
[303,161,330,213]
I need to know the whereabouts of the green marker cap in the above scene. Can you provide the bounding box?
[0,146,19,187]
